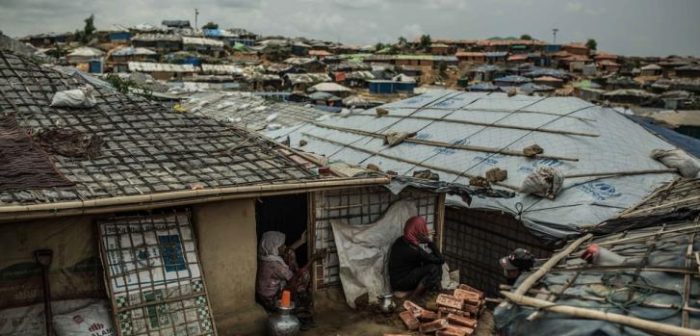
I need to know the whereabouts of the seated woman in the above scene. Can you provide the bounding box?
[256,231,324,327]
[388,216,444,299]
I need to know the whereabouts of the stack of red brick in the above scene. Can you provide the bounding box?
[397,284,484,336]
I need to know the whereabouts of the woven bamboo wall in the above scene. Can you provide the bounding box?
[443,207,553,296]
[312,187,439,289]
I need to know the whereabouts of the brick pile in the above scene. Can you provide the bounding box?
[396,284,485,336]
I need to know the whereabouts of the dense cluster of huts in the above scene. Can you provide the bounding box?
[1,19,700,336]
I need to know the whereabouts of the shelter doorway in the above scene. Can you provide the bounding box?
[256,193,310,266]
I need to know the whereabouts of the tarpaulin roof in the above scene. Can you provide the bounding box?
[266,90,680,242]
[181,92,333,131]
[310,82,351,93]
[200,64,244,75]
[67,47,104,57]
[496,178,700,335]
[111,47,157,56]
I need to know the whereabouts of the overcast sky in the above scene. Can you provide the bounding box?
[1,0,698,56]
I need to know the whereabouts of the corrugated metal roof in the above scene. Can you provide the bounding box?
[201,64,243,75]
[285,73,331,85]
[132,33,182,42]
[128,62,195,72]
[182,36,224,48]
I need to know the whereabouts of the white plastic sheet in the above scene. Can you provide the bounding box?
[330,200,417,308]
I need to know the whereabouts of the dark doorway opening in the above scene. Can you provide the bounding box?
[255,193,309,266]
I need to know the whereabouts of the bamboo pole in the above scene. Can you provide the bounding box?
[619,195,700,218]
[310,122,579,162]
[354,113,600,137]
[506,233,592,303]
[302,132,522,191]
[514,234,593,297]
[500,285,700,313]
[564,168,678,178]
[390,106,597,122]
[500,291,700,336]
[0,177,390,219]
[596,224,700,247]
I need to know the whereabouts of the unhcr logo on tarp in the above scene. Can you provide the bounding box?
[577,181,622,200]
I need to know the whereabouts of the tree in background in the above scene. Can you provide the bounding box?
[202,21,219,30]
[586,38,597,51]
[375,42,385,51]
[520,34,532,40]
[81,14,96,44]
[419,34,432,50]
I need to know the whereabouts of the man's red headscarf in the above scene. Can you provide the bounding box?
[403,216,429,246]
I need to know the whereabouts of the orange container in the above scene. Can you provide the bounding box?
[281,290,291,308]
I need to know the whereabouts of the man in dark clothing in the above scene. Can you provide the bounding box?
[388,216,444,298]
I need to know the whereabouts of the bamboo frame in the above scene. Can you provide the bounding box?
[501,291,700,336]
[0,177,390,221]
[505,233,593,306]
[353,113,600,137]
[617,178,682,217]
[499,284,700,313]
[619,195,700,218]
[310,122,579,162]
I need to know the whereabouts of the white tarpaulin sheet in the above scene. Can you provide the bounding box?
[331,200,417,308]
[269,90,681,242]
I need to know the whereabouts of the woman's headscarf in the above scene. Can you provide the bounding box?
[259,231,286,263]
[403,216,429,246]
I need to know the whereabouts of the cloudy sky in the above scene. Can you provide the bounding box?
[1,0,698,56]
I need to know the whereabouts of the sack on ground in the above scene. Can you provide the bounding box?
[53,302,115,336]
[520,167,564,199]
[50,85,97,108]
[651,149,699,178]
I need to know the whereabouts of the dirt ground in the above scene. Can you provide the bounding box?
[303,288,495,336]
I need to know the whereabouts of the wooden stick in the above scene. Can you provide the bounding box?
[302,132,522,191]
[564,169,677,178]
[682,231,695,328]
[553,265,697,275]
[390,106,597,122]
[501,285,700,313]
[354,113,600,137]
[311,122,579,162]
[501,291,700,336]
[620,195,700,218]
[514,234,592,297]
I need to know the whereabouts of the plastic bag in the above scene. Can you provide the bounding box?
[53,302,115,336]
[520,167,564,199]
[651,149,700,178]
[50,85,96,108]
